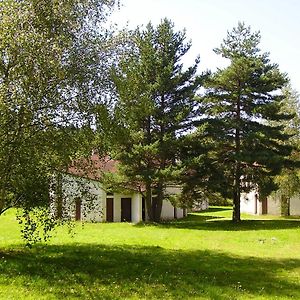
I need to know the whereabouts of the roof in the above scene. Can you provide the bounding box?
[67,154,118,181]
[66,154,146,193]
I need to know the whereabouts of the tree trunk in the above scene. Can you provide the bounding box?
[56,173,63,219]
[232,158,241,222]
[281,195,290,216]
[145,180,153,221]
[232,82,242,223]
[153,180,164,222]
[232,181,241,222]
[0,190,5,215]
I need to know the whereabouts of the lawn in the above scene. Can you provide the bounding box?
[0,207,300,299]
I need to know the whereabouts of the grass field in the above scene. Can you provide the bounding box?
[0,207,300,299]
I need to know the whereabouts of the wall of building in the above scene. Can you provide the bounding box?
[55,175,187,222]
[111,194,121,222]
[110,193,143,223]
[162,185,185,219]
[266,194,281,215]
[132,193,142,223]
[161,200,176,220]
[241,189,300,216]
[290,195,300,215]
[176,207,184,219]
[241,190,258,215]
[60,174,104,222]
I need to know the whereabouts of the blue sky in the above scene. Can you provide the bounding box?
[111,0,300,92]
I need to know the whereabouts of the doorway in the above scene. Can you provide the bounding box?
[75,199,82,221]
[121,198,132,222]
[142,197,146,221]
[262,199,268,215]
[106,198,114,222]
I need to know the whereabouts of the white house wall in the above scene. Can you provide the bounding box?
[132,193,142,223]
[161,199,175,220]
[290,195,300,215]
[165,185,182,195]
[176,207,184,219]
[163,185,185,219]
[241,190,258,215]
[57,175,190,222]
[110,193,143,222]
[241,189,300,216]
[60,174,104,222]
[112,194,121,222]
[266,194,281,215]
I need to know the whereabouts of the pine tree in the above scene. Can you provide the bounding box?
[203,22,294,222]
[110,19,201,222]
[273,86,300,216]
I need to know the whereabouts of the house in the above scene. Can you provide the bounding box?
[51,154,191,222]
[240,189,300,216]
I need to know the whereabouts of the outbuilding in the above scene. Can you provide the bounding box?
[51,154,189,222]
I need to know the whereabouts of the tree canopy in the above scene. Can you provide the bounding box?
[0,0,118,241]
[200,22,295,222]
[107,19,201,221]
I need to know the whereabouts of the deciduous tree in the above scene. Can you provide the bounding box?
[0,0,117,241]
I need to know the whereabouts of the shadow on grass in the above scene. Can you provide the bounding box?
[135,208,300,231]
[164,216,300,231]
[198,207,232,213]
[0,244,299,299]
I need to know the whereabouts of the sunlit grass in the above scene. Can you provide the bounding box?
[0,207,300,299]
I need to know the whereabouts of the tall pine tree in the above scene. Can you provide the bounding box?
[110,19,201,222]
[203,22,294,222]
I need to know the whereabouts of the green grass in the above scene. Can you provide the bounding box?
[0,207,300,299]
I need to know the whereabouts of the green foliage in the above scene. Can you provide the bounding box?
[0,0,117,240]
[199,22,295,221]
[17,208,58,247]
[273,86,300,215]
[108,19,201,221]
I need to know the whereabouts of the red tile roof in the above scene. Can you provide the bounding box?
[67,154,118,180]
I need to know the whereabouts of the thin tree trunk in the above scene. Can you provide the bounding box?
[281,195,290,216]
[56,173,63,219]
[151,93,166,223]
[0,190,6,215]
[153,180,164,222]
[145,180,153,221]
[232,82,242,222]
[232,164,241,222]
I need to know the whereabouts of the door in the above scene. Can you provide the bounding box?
[75,199,81,221]
[106,198,114,222]
[174,207,177,219]
[262,198,268,215]
[121,198,132,222]
[142,197,146,221]
[254,194,258,214]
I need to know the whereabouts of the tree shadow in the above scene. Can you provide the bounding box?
[0,244,299,299]
[135,208,300,231]
[134,212,223,229]
[158,216,300,231]
[198,207,231,213]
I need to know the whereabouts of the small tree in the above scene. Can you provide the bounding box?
[202,22,295,222]
[109,19,201,222]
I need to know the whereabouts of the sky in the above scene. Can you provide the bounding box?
[110,0,300,92]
